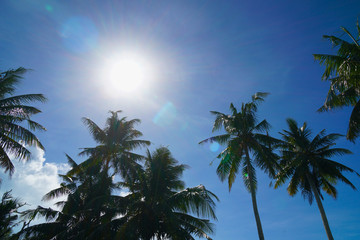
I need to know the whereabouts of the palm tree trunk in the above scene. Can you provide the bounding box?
[246,150,265,240]
[105,157,110,173]
[306,173,334,240]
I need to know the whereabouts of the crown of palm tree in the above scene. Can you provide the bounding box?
[200,92,278,190]
[79,110,150,178]
[0,67,46,177]
[275,118,358,202]
[314,21,360,141]
[120,147,218,240]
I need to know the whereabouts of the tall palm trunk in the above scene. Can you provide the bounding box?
[246,150,265,240]
[104,156,111,173]
[306,173,334,240]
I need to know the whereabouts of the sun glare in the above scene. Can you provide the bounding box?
[100,51,155,98]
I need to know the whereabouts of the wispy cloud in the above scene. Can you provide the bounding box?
[0,146,70,209]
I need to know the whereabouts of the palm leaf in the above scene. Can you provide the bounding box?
[347,99,360,141]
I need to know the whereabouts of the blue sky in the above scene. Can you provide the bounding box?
[1,0,360,239]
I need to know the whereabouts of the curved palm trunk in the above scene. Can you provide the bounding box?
[246,150,265,240]
[306,173,334,240]
[104,157,111,173]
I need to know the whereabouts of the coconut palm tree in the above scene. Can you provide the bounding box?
[21,148,218,240]
[120,147,219,240]
[199,92,279,240]
[275,118,359,240]
[314,21,360,141]
[19,112,150,239]
[79,110,150,179]
[19,155,128,240]
[0,67,46,176]
[0,190,25,239]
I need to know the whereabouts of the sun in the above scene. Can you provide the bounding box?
[100,51,155,98]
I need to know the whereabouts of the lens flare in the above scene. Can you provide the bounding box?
[45,4,53,12]
[153,102,177,126]
[60,17,98,53]
[209,142,220,152]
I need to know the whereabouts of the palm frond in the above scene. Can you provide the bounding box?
[199,134,231,146]
[209,111,228,132]
[0,134,31,161]
[347,99,360,141]
[22,206,60,222]
[42,183,75,201]
[172,185,218,220]
[253,119,271,133]
[1,121,44,150]
[242,160,257,193]
[0,147,15,175]
[81,117,106,143]
[341,26,360,47]
[277,118,357,206]
[0,94,46,106]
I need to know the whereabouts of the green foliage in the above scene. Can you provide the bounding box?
[275,118,359,239]
[0,191,25,239]
[19,113,218,240]
[20,148,218,240]
[200,92,279,240]
[314,21,360,141]
[0,67,46,177]
[79,110,150,179]
[200,92,278,191]
[121,147,218,240]
[275,118,358,202]
[19,156,126,240]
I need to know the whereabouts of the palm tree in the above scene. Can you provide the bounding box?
[21,149,218,240]
[19,155,128,240]
[199,93,279,240]
[0,190,25,239]
[314,21,360,141]
[19,111,150,239]
[80,110,150,178]
[275,118,359,240]
[120,147,219,240]
[0,67,46,176]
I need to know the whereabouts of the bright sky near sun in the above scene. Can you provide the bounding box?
[1,0,360,239]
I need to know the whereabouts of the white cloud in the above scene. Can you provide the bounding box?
[0,146,70,209]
